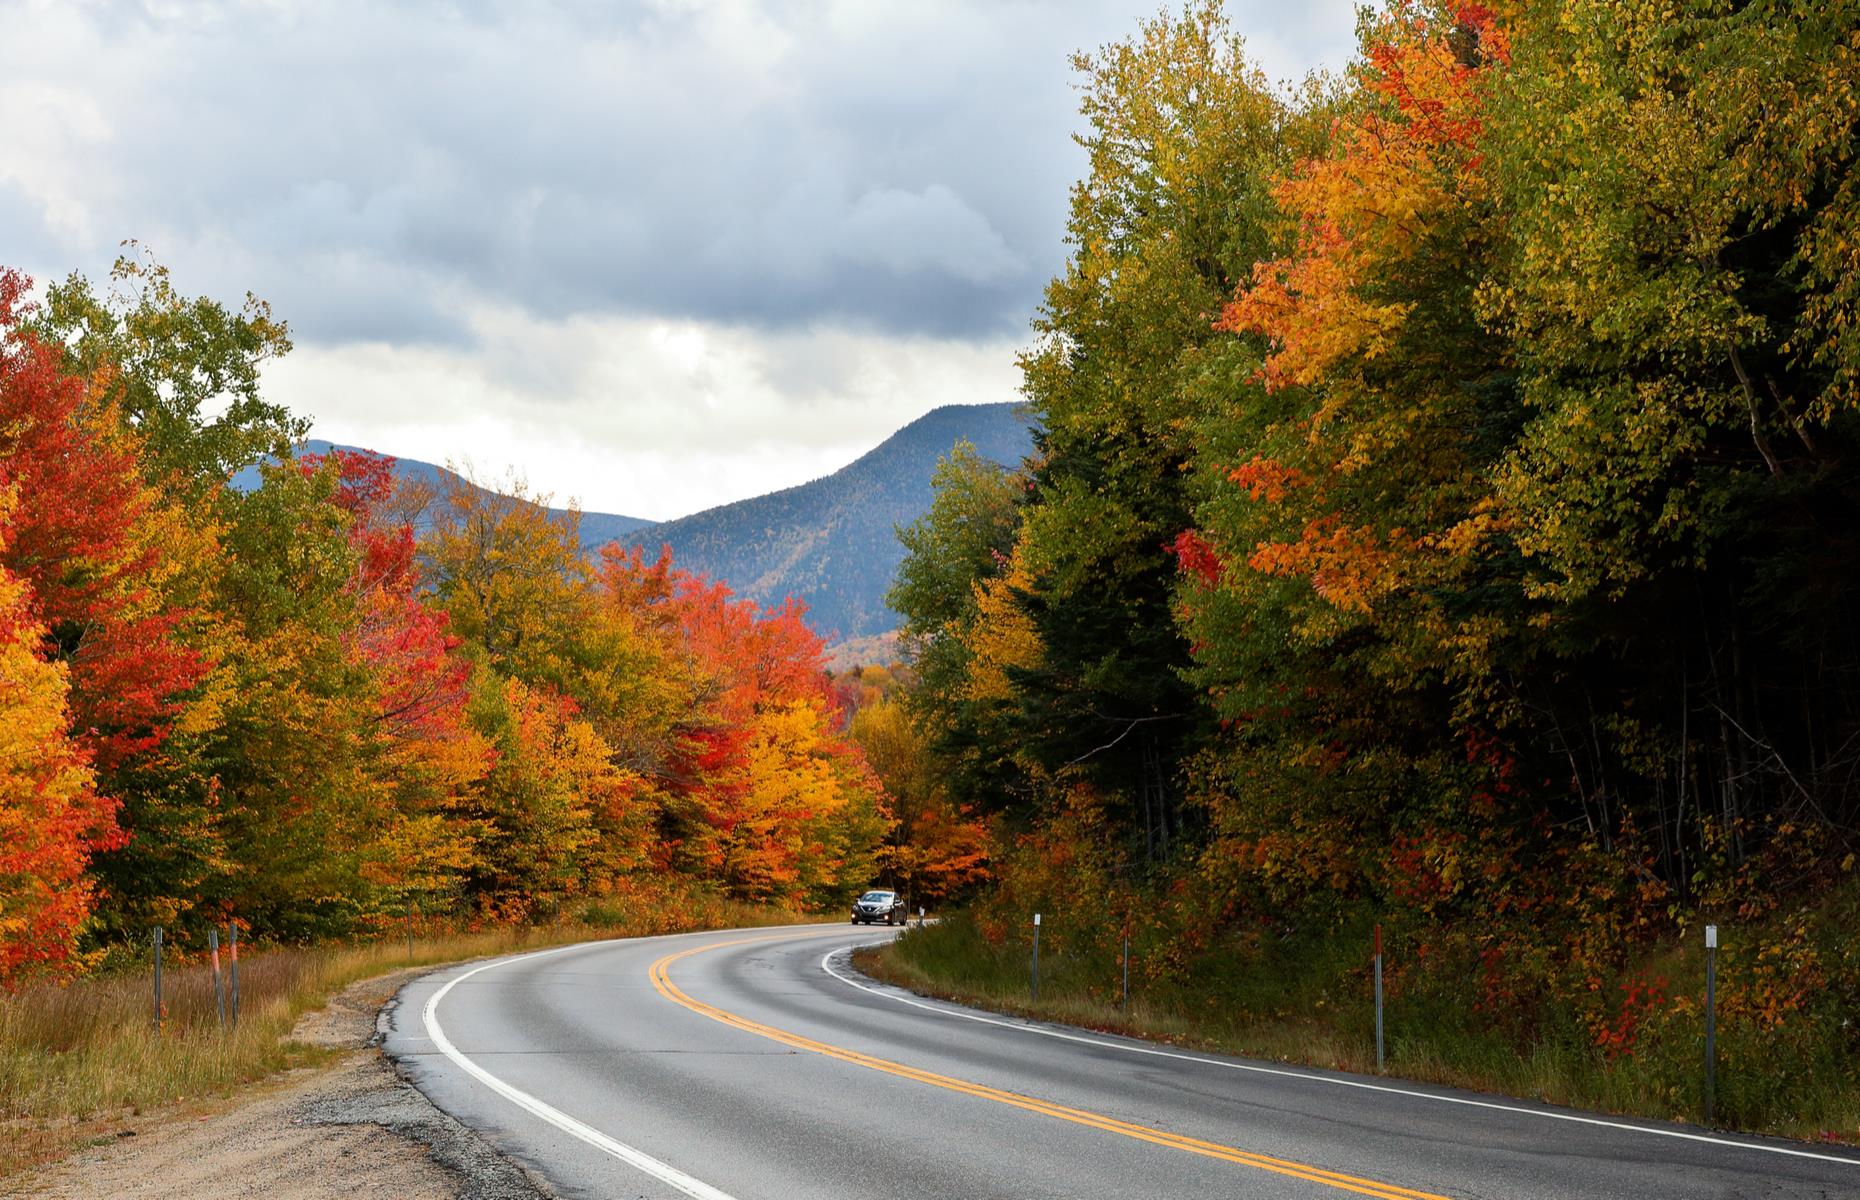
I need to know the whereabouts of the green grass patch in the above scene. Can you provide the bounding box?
[866,901,1860,1147]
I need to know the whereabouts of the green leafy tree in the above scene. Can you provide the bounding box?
[34,246,301,499]
[888,441,1023,712]
[419,466,593,687]
[1008,1,1291,858]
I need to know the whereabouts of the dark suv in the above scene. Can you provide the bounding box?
[851,889,906,925]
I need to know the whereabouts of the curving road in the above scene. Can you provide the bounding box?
[384,923,1860,1199]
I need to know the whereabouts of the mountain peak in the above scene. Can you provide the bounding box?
[626,401,1033,642]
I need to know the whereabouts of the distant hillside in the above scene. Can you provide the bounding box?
[627,403,1034,642]
[248,403,1034,646]
[233,441,656,544]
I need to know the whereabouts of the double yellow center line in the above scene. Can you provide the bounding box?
[648,933,1451,1200]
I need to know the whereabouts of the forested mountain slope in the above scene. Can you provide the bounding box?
[627,403,1033,641]
[264,404,1031,643]
[236,441,658,545]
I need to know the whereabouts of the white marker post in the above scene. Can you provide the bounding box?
[1704,924,1718,1125]
[1031,913,1041,1002]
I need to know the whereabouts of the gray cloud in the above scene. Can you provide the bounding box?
[2,0,1361,518]
[3,0,1357,347]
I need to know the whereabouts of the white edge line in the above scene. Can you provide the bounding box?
[420,942,739,1200]
[820,944,1860,1169]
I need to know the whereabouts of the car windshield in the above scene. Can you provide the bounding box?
[860,892,894,903]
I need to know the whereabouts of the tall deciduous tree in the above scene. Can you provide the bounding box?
[0,268,210,777]
[33,245,301,498]
[420,467,592,686]
[1006,1,1291,857]
[0,266,213,947]
[888,441,1024,707]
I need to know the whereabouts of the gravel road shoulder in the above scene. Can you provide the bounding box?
[14,968,550,1200]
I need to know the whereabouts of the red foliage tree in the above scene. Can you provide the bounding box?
[0,267,207,774]
[305,447,474,747]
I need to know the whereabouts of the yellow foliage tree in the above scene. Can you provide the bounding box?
[962,543,1043,705]
[711,699,887,906]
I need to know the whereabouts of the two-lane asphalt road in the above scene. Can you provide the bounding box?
[385,924,1860,1198]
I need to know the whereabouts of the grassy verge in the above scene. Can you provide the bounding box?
[1,898,812,1179]
[861,903,1860,1148]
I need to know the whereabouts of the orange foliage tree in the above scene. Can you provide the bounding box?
[598,546,888,907]
[315,449,491,899]
[0,504,109,980]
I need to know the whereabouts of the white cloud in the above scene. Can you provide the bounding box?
[264,311,1025,520]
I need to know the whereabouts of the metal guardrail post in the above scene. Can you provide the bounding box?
[1374,923,1385,1074]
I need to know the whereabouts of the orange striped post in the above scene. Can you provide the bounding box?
[210,928,226,1029]
[229,921,241,1026]
[152,926,164,1033]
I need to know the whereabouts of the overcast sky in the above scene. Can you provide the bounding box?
[2,0,1360,520]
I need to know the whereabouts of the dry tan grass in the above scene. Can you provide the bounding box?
[1,903,809,1179]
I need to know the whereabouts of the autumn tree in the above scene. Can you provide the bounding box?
[1474,0,1860,866]
[313,449,491,903]
[1007,0,1291,859]
[190,457,385,934]
[850,693,989,905]
[460,669,619,919]
[0,496,111,980]
[0,268,210,779]
[597,547,890,906]
[33,245,301,500]
[0,266,219,945]
[420,466,593,686]
[888,440,1024,710]
[1173,1,1519,921]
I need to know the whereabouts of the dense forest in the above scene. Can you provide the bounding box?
[0,253,990,982]
[885,0,1860,1119]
